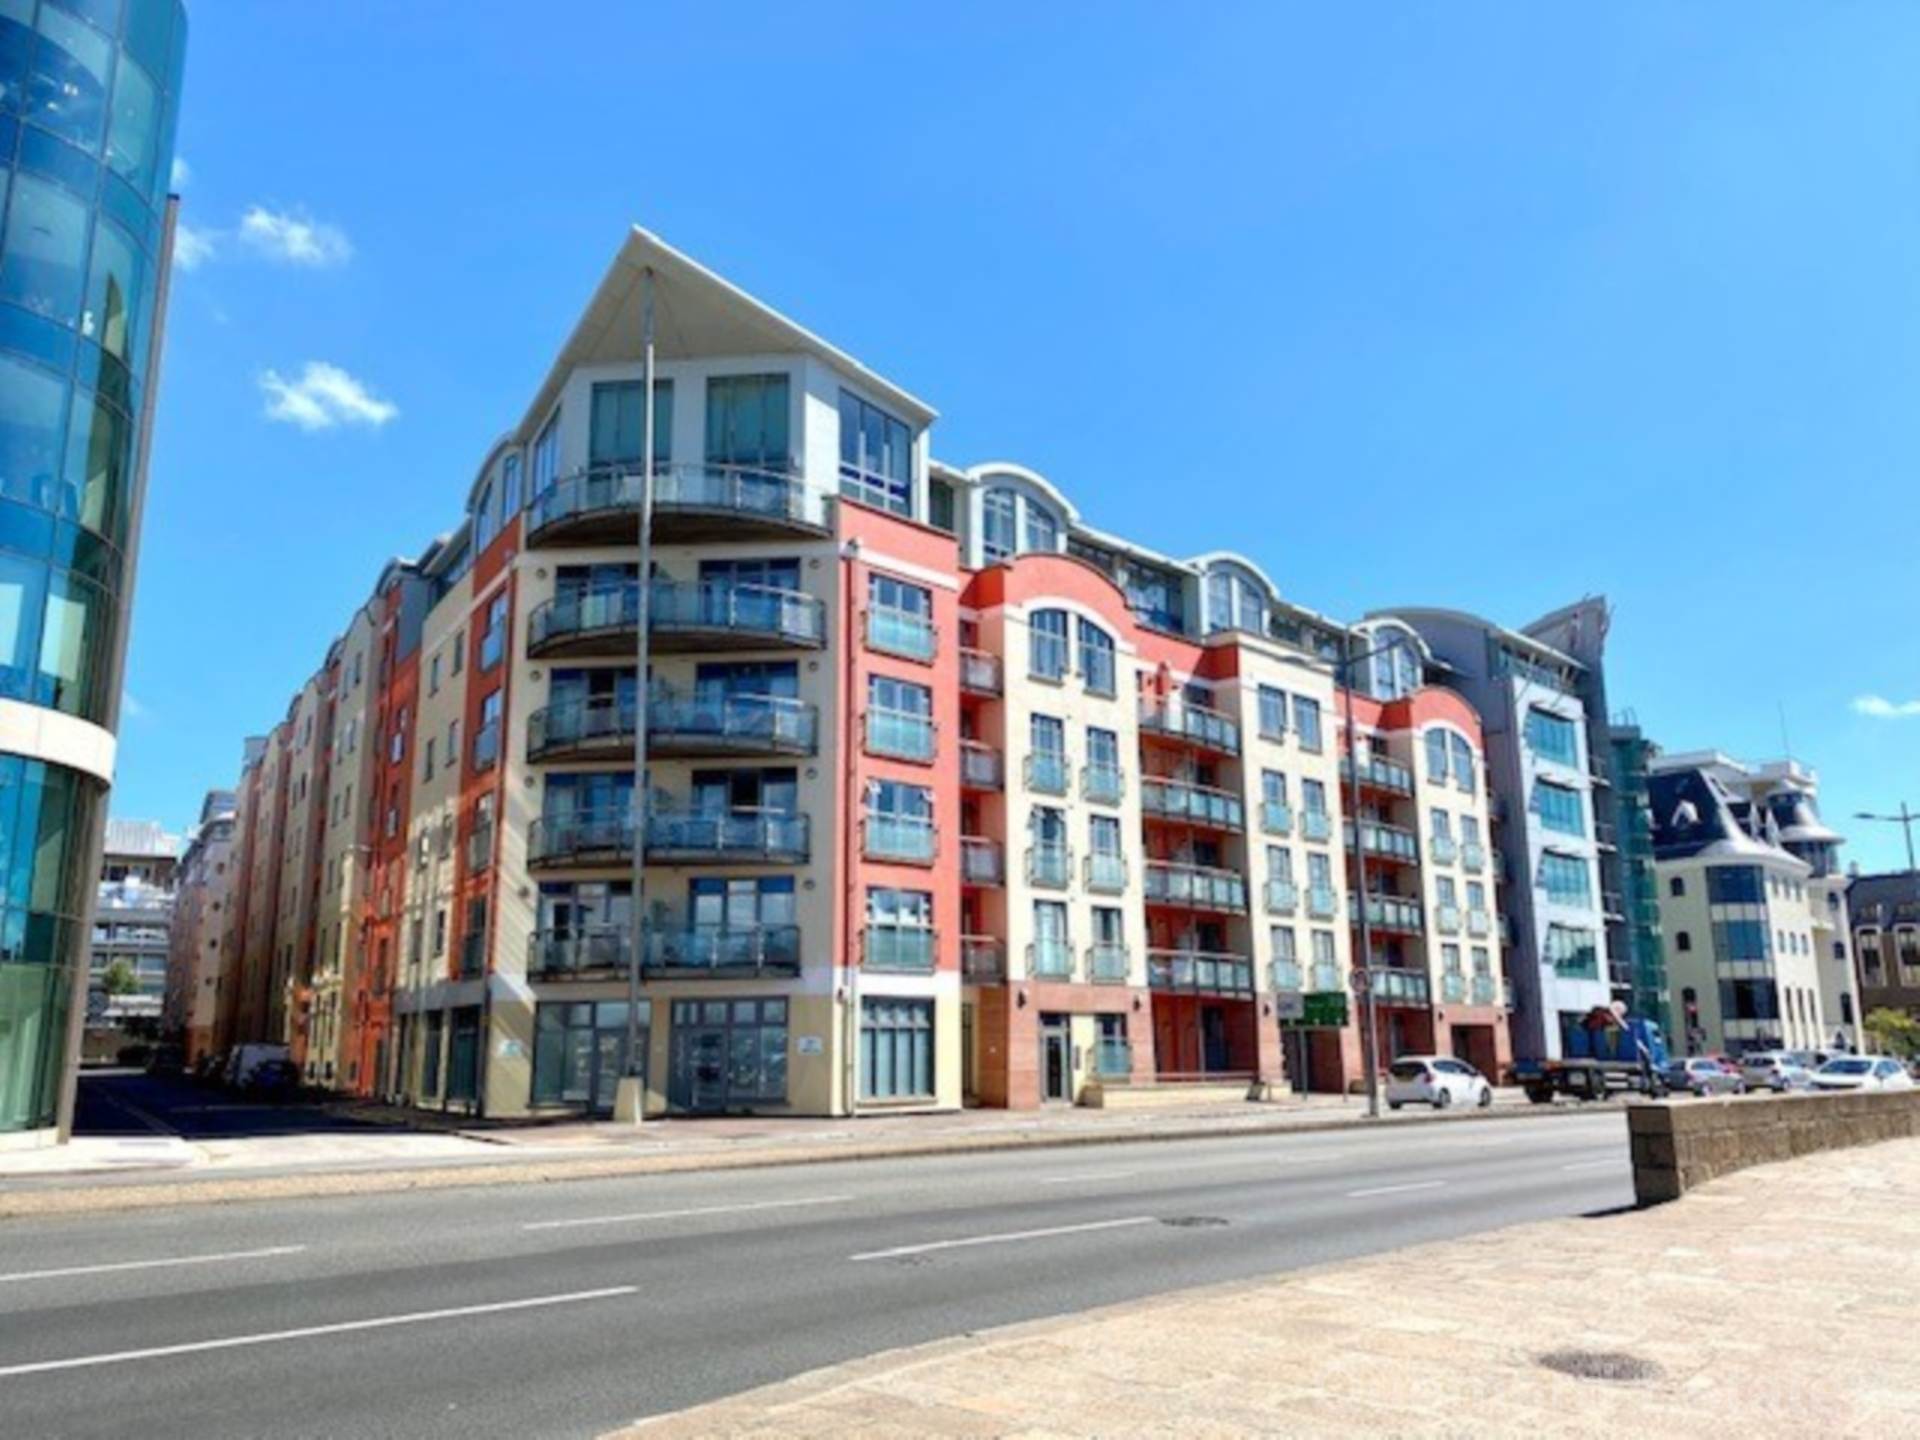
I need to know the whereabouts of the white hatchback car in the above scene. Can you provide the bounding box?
[1386,1056,1493,1111]
[1811,1057,1914,1092]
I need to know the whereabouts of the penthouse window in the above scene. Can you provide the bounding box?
[591,379,673,471]
[1365,625,1421,700]
[710,374,790,473]
[1203,563,1268,636]
[1524,707,1580,767]
[1531,780,1584,837]
[838,389,910,514]
[980,483,1064,563]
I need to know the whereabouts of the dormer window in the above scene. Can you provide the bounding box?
[1203,563,1268,636]
[838,389,911,515]
[980,483,1063,563]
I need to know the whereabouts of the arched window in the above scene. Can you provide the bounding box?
[1076,618,1115,696]
[474,479,497,551]
[982,488,1017,562]
[1424,728,1449,782]
[1365,624,1421,699]
[1449,733,1474,793]
[1203,563,1268,635]
[501,454,522,518]
[1030,609,1069,680]
[1024,501,1060,553]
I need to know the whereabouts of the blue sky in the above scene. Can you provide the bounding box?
[126,2,1920,868]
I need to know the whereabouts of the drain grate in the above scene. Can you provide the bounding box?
[1538,1350,1663,1384]
[1160,1215,1230,1229]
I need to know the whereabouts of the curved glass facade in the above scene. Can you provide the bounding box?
[0,0,185,1135]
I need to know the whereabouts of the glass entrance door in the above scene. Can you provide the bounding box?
[1040,1015,1070,1102]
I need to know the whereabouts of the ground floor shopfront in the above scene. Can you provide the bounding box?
[1281,989,1512,1094]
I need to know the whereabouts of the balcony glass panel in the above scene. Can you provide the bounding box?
[866,924,936,973]
[1261,801,1293,836]
[1085,852,1128,892]
[959,648,1002,694]
[1030,938,1073,978]
[962,936,1005,983]
[1300,810,1332,842]
[865,814,936,864]
[1140,778,1243,829]
[1081,763,1125,806]
[649,690,816,754]
[959,742,1003,789]
[1025,752,1069,795]
[1139,698,1241,753]
[646,924,801,974]
[1147,950,1254,995]
[961,837,1004,885]
[527,926,629,977]
[1027,844,1072,889]
[1265,878,1299,914]
[1307,884,1338,918]
[1143,862,1247,911]
[650,580,825,646]
[645,808,809,862]
[529,812,634,864]
[866,707,936,762]
[866,604,937,661]
[1270,958,1303,992]
[1088,944,1129,983]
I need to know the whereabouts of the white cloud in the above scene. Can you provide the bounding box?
[170,155,190,189]
[259,362,397,432]
[1852,694,1920,719]
[122,692,149,721]
[237,206,352,267]
[172,222,215,271]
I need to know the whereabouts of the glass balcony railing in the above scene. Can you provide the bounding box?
[1368,967,1431,1008]
[1340,754,1415,795]
[1310,961,1342,993]
[648,689,817,757]
[466,823,494,872]
[1095,1038,1132,1077]
[866,604,937,662]
[649,580,827,651]
[1344,818,1416,862]
[1467,909,1492,938]
[1300,810,1332,843]
[1147,949,1254,996]
[1025,752,1070,795]
[644,924,802,976]
[961,836,1004,885]
[529,696,636,761]
[527,926,629,978]
[472,720,501,772]
[1307,884,1338,919]
[645,808,809,864]
[528,811,634,867]
[525,462,824,546]
[1027,844,1072,889]
[1349,892,1423,933]
[1140,777,1244,829]
[1143,861,1248,911]
[959,741,1003,789]
[1084,852,1128,893]
[1270,958,1303,993]
[1441,970,1466,1004]
[865,707,936,762]
[1081,762,1125,806]
[527,584,641,655]
[1261,800,1294,836]
[1436,902,1462,935]
[1429,833,1458,865]
[866,924,936,973]
[1265,878,1299,915]
[962,935,1005,984]
[959,648,1002,695]
[1029,938,1074,979]
[864,814,936,864]
[1460,840,1487,871]
[1139,698,1241,753]
[1471,971,1497,1005]
[1088,943,1130,984]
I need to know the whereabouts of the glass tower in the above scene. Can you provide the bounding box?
[0,0,187,1137]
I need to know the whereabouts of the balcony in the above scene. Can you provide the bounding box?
[1029,938,1074,979]
[527,585,642,660]
[1441,970,1466,1004]
[648,689,817,759]
[1435,902,1462,935]
[1310,961,1342,993]
[962,935,1005,984]
[1467,908,1492,938]
[864,814,936,865]
[1345,818,1417,863]
[1081,762,1125,806]
[1084,852,1129,894]
[1300,810,1333,843]
[1265,878,1300,915]
[527,926,628,979]
[866,924,936,973]
[1140,777,1243,830]
[961,836,1004,886]
[866,604,937,662]
[529,697,636,763]
[528,812,634,869]
[959,648,1002,696]
[1461,840,1487,871]
[472,720,501,772]
[458,928,488,980]
[1307,884,1339,919]
[865,706,936,763]
[1470,971,1497,1005]
[1428,833,1458,865]
[1350,892,1422,934]
[645,808,810,865]
[650,580,826,654]
[959,741,1003,790]
[1261,800,1294,837]
[524,462,827,549]
[1270,958,1303,992]
[1144,862,1247,912]
[1367,966,1431,1008]
[1340,755,1414,796]
[466,822,494,873]
[1027,844,1072,889]
[644,923,801,978]
[1148,949,1254,996]
[1024,752,1069,796]
[1139,698,1240,754]
[1088,943,1130,984]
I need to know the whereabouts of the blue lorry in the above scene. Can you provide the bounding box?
[1513,1007,1672,1104]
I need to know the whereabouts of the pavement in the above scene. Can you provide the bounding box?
[0,1069,1591,1218]
[0,1110,1638,1438]
[622,1136,1920,1439]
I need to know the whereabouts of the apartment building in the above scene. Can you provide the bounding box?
[205,226,1531,1117]
[165,790,237,1064]
[88,818,180,1025]
[1647,753,1859,1056]
[1370,609,1615,1060]
[1607,722,1669,1030]
[0,0,190,1143]
[1848,870,1920,1026]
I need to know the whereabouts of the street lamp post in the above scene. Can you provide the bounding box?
[617,267,656,1123]
[1854,804,1919,874]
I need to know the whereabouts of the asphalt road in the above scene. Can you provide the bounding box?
[72,1068,386,1143]
[0,1109,1632,1438]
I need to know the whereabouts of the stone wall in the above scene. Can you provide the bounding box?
[1630,1090,1920,1204]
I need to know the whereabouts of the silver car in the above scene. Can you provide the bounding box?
[1740,1051,1813,1093]
[1664,1057,1746,1097]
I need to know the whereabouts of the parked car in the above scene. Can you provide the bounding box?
[145,1042,185,1076]
[241,1059,302,1100]
[224,1043,290,1089]
[1664,1057,1747,1097]
[1740,1052,1813,1093]
[1811,1057,1915,1092]
[1385,1056,1493,1111]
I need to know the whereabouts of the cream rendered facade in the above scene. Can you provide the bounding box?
[309,612,378,1087]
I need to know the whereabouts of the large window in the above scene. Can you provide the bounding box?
[1449,733,1474,792]
[1030,608,1069,680]
[708,374,790,471]
[0,173,88,324]
[1539,852,1593,906]
[532,1000,645,1110]
[532,413,560,492]
[1531,780,1584,836]
[590,379,672,469]
[670,997,788,1106]
[1076,618,1115,695]
[861,998,934,1100]
[1524,707,1581,766]
[1258,686,1288,741]
[838,389,910,513]
[1706,866,1766,905]
[982,488,1016,562]
[1204,565,1267,635]
[1545,924,1598,978]
[1292,696,1323,751]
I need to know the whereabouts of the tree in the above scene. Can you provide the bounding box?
[1862,1007,1920,1058]
[102,960,139,997]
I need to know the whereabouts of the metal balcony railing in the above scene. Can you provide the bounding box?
[1147,949,1254,996]
[1140,777,1243,829]
[961,935,1005,983]
[644,924,801,976]
[1087,943,1130,984]
[1024,752,1069,795]
[866,604,937,662]
[866,924,936,973]
[1084,852,1128,893]
[1139,697,1241,754]
[959,648,1002,696]
[959,741,1003,790]
[1029,938,1074,979]
[1368,966,1431,1008]
[865,706,936,762]
[863,814,936,864]
[1081,762,1125,806]
[1027,844,1072,889]
[1143,861,1247,912]
[1265,878,1300,914]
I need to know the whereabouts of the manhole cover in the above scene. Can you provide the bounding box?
[1160,1215,1230,1229]
[1538,1350,1663,1383]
